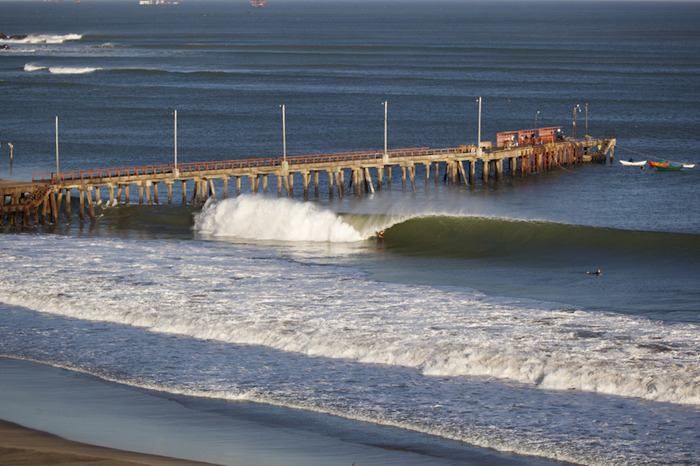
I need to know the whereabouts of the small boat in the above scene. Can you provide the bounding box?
[653,162,682,171]
[682,163,695,168]
[620,159,646,166]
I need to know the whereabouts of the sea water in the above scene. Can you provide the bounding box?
[1,1,699,464]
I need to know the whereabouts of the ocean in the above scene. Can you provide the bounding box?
[1,1,699,464]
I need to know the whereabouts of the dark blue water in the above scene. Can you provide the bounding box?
[1,2,699,464]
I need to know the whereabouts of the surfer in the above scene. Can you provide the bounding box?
[586,269,602,276]
[376,230,385,239]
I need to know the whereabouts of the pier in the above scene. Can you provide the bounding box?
[2,133,615,227]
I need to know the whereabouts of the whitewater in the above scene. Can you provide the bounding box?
[2,198,698,407]
[0,198,698,464]
[2,1,699,463]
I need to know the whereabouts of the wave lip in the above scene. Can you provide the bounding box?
[23,63,46,72]
[194,196,366,243]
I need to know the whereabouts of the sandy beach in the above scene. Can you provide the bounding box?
[0,419,216,465]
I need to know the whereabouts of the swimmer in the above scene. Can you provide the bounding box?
[586,269,602,276]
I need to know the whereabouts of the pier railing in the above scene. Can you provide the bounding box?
[32,146,452,182]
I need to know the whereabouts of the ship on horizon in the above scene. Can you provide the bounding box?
[251,0,266,7]
[139,0,180,5]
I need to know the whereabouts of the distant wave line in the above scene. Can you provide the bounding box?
[1,33,83,44]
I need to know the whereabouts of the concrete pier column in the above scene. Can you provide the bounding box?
[108,184,115,205]
[50,191,58,223]
[166,181,173,204]
[222,176,229,199]
[79,188,85,219]
[496,159,503,181]
[482,160,490,183]
[64,189,71,217]
[364,167,375,194]
[335,171,343,197]
[86,187,95,219]
[145,181,152,204]
[283,174,291,197]
[458,161,467,184]
[469,160,475,184]
[328,171,334,197]
[303,172,310,198]
[209,179,217,200]
[181,180,187,204]
[314,171,319,197]
[262,174,268,194]
[277,174,283,197]
[236,177,242,196]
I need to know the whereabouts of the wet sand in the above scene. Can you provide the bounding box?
[0,419,216,465]
[0,357,561,465]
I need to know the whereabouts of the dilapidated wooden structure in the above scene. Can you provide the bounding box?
[2,136,616,228]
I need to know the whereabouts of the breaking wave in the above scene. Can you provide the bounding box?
[48,66,102,74]
[194,196,366,243]
[1,33,83,44]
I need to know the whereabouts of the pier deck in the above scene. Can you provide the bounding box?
[2,137,615,227]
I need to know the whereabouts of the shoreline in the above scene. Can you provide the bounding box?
[0,419,216,465]
[0,356,565,466]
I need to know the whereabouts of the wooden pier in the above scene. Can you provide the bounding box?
[2,136,615,228]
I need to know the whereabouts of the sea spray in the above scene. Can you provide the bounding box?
[194,196,366,242]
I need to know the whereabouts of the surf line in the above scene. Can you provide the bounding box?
[5,128,615,227]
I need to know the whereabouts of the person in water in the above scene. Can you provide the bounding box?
[376,230,385,239]
[586,269,602,276]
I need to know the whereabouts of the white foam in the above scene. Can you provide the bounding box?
[2,33,83,44]
[0,234,698,407]
[48,66,102,75]
[23,63,46,72]
[194,196,366,242]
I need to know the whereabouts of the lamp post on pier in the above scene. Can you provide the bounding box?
[585,102,589,138]
[535,110,540,129]
[476,96,482,156]
[280,104,287,164]
[55,116,59,179]
[173,109,179,177]
[382,100,388,157]
[572,104,581,139]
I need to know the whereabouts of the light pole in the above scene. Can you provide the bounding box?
[382,100,388,157]
[572,104,581,139]
[476,96,482,156]
[585,102,589,138]
[173,109,178,176]
[55,115,59,178]
[535,110,540,129]
[280,104,286,163]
